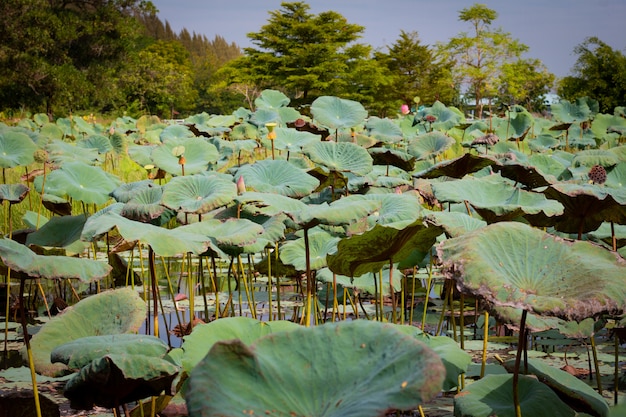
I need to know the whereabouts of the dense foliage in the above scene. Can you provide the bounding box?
[0,1,622,119]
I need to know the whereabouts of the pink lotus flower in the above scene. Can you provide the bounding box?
[237,175,246,195]
[400,104,410,115]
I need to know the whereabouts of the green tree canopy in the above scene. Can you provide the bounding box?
[375,31,457,111]
[498,58,555,112]
[444,3,536,118]
[558,37,626,113]
[221,2,374,107]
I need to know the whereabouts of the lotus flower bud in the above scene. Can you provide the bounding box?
[237,175,246,195]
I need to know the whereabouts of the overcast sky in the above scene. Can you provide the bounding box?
[150,0,626,78]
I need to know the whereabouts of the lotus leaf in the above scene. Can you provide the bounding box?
[150,137,218,176]
[280,228,340,271]
[365,116,403,143]
[454,374,576,417]
[424,211,487,238]
[395,324,471,391]
[347,193,424,230]
[180,218,263,256]
[286,195,381,229]
[303,141,373,176]
[81,210,222,257]
[254,89,290,109]
[77,135,113,154]
[27,288,146,376]
[415,101,464,131]
[0,183,29,204]
[572,150,619,168]
[63,353,178,410]
[438,221,626,321]
[0,237,109,283]
[0,130,38,168]
[270,127,320,153]
[310,96,368,130]
[407,131,456,161]
[178,316,300,373]
[315,267,402,295]
[44,161,122,205]
[45,140,100,165]
[431,176,564,223]
[235,159,319,197]
[327,219,443,277]
[185,320,445,417]
[25,214,88,255]
[120,185,174,225]
[236,191,309,216]
[51,334,168,371]
[161,173,237,214]
[552,98,592,124]
[413,153,499,179]
[159,124,194,142]
[502,359,609,417]
[109,179,156,203]
[606,162,626,188]
[368,147,416,171]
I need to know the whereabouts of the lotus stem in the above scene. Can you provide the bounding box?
[459,293,465,350]
[389,260,397,323]
[418,405,425,417]
[332,272,338,322]
[512,309,528,417]
[160,256,183,338]
[378,269,384,321]
[590,335,602,394]
[36,280,51,318]
[19,278,43,417]
[238,255,256,319]
[481,311,489,378]
[421,260,434,331]
[3,268,11,368]
[148,247,159,338]
[303,228,313,327]
[615,333,619,405]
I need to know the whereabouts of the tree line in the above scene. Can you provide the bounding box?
[0,1,624,120]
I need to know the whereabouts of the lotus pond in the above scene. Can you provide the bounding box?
[1,93,626,417]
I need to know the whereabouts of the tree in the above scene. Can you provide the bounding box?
[444,3,529,118]
[119,40,196,118]
[558,37,626,113]
[375,31,457,112]
[222,2,371,107]
[0,0,154,115]
[498,58,555,112]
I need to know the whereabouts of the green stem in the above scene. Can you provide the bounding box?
[513,309,528,417]
[19,278,43,417]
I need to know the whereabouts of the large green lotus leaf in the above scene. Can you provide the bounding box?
[161,173,237,214]
[235,191,309,217]
[502,359,609,417]
[51,334,168,371]
[438,221,626,321]
[454,374,576,417]
[77,134,113,154]
[185,320,445,417]
[502,107,533,140]
[527,183,626,233]
[493,306,598,337]
[179,218,263,255]
[589,221,626,249]
[528,133,561,152]
[592,113,626,143]
[178,317,300,374]
[424,211,487,238]
[566,124,598,149]
[0,237,109,282]
[39,122,65,141]
[287,195,381,229]
[606,162,626,188]
[0,183,29,204]
[572,149,620,168]
[395,324,471,392]
[416,101,464,131]
[493,157,562,188]
[368,147,416,172]
[45,140,101,165]
[109,179,156,203]
[120,185,173,225]
[235,159,319,198]
[413,153,499,179]
[44,161,122,205]
[81,210,220,257]
[250,108,280,127]
[159,124,194,142]
[347,166,412,192]
[127,143,157,168]
[0,130,37,168]
[407,131,456,161]
[551,98,592,123]
[150,137,218,176]
[63,353,178,410]
[303,141,373,176]
[310,96,368,130]
[271,127,320,153]
[327,219,444,277]
[254,89,290,109]
[365,116,403,143]
[431,176,564,223]
[347,193,424,230]
[27,288,146,376]
[25,214,88,255]
[280,229,340,271]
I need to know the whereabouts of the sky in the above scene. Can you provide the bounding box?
[149,0,626,78]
